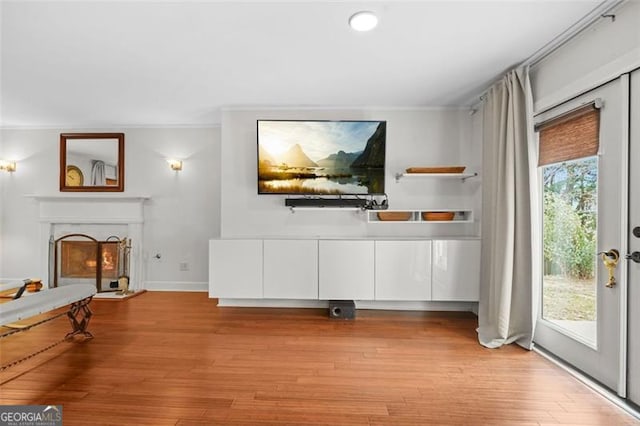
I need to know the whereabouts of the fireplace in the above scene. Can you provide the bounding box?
[53,234,131,293]
[30,194,148,290]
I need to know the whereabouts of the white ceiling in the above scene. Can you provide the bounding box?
[0,0,604,128]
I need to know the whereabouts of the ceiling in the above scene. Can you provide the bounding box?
[0,0,605,128]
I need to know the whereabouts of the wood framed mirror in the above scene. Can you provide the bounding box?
[60,133,125,192]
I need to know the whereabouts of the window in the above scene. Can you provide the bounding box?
[537,102,600,344]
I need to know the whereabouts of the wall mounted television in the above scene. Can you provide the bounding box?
[257,120,386,195]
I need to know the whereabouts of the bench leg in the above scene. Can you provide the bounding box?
[66,297,93,339]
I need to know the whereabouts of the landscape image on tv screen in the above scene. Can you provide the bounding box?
[257,120,386,195]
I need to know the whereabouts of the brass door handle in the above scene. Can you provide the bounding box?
[598,249,619,288]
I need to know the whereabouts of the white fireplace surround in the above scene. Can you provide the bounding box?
[29,194,149,290]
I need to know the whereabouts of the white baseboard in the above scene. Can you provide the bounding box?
[144,281,208,292]
[471,303,479,315]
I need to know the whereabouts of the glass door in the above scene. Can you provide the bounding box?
[534,77,628,394]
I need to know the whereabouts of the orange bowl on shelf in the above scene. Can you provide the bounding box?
[377,212,412,221]
[405,166,466,174]
[422,211,455,221]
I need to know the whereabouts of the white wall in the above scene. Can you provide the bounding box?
[1,110,482,289]
[530,0,640,112]
[0,127,220,290]
[221,108,481,239]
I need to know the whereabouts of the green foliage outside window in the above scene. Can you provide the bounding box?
[543,158,597,280]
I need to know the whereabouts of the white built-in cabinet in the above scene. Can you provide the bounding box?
[263,239,318,299]
[431,240,481,301]
[209,239,263,298]
[318,240,375,300]
[374,240,431,300]
[209,238,480,302]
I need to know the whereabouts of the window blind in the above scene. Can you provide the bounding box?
[536,103,600,167]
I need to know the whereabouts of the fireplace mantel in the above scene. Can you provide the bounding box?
[27,194,149,223]
[29,194,150,290]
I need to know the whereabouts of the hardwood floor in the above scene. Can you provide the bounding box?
[1,291,638,425]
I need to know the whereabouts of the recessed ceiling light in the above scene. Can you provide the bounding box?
[349,11,378,32]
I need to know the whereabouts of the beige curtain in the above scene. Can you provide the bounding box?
[478,67,537,349]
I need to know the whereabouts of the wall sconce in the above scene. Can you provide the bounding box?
[0,160,16,172]
[167,159,183,171]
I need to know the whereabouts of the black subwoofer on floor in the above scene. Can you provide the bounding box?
[329,300,356,320]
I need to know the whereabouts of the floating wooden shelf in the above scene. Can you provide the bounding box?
[394,172,478,182]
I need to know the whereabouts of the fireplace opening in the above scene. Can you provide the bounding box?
[52,234,131,293]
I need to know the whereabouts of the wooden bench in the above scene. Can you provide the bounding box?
[0,284,96,370]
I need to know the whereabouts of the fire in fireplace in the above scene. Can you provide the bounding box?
[53,234,131,293]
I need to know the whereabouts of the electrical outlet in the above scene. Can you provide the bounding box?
[179,262,189,271]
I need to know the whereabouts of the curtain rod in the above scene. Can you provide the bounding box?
[522,0,626,67]
[473,0,626,104]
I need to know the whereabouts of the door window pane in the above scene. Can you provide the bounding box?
[542,157,597,345]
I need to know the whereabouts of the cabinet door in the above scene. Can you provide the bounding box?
[431,240,480,301]
[319,240,374,300]
[264,240,318,299]
[375,240,431,301]
[209,239,262,298]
